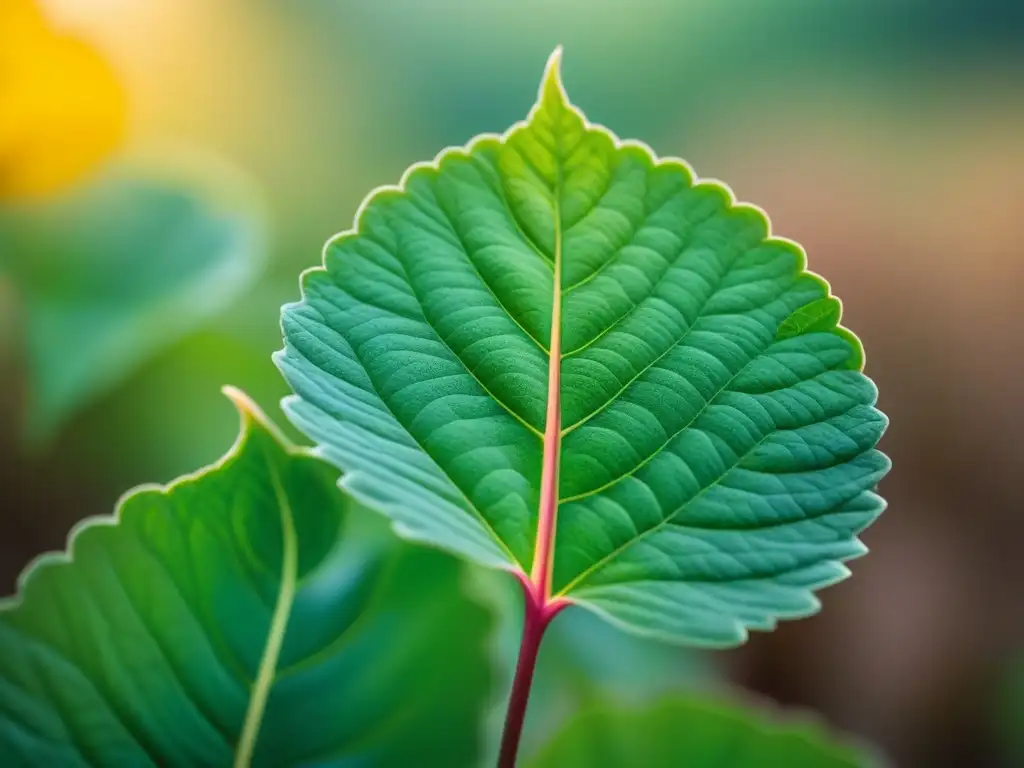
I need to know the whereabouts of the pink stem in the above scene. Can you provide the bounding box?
[497,575,567,768]
[529,212,563,603]
[499,174,566,767]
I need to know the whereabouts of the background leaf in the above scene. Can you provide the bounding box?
[528,695,875,767]
[0,389,494,767]
[0,159,265,441]
[278,53,890,645]
[994,653,1024,767]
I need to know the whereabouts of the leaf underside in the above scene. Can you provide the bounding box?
[278,51,890,646]
[528,695,872,767]
[0,392,492,767]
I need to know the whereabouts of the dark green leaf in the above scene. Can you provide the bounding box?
[996,654,1024,766]
[0,390,493,766]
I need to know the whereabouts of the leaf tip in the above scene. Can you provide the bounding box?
[539,45,569,110]
[221,385,291,448]
[222,384,260,419]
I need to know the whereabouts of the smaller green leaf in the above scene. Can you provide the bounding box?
[0,157,265,441]
[0,389,494,767]
[529,695,877,768]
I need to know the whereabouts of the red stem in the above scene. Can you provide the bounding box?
[497,575,567,768]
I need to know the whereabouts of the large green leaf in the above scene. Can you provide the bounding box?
[0,159,265,441]
[528,695,875,767]
[0,389,494,767]
[278,50,890,645]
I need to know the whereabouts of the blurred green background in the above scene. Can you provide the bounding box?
[2,1,1023,766]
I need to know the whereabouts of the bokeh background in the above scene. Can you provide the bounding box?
[2,1,1023,766]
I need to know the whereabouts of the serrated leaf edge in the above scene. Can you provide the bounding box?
[0,387,315,767]
[274,48,881,631]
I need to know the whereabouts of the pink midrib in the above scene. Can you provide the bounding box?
[528,197,562,604]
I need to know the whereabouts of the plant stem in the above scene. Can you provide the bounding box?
[497,576,566,768]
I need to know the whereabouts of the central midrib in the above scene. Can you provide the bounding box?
[528,173,563,601]
[234,452,298,768]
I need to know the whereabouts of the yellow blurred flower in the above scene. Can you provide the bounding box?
[0,0,126,200]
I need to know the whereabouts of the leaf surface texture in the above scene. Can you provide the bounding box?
[0,392,493,766]
[279,53,890,644]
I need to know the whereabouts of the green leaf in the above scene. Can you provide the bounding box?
[0,158,265,441]
[0,389,494,767]
[528,695,875,767]
[277,49,890,645]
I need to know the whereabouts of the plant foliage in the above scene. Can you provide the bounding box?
[278,50,889,645]
[0,390,494,766]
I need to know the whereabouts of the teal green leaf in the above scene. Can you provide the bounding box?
[528,695,876,767]
[0,389,494,767]
[277,49,890,646]
[0,159,265,441]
